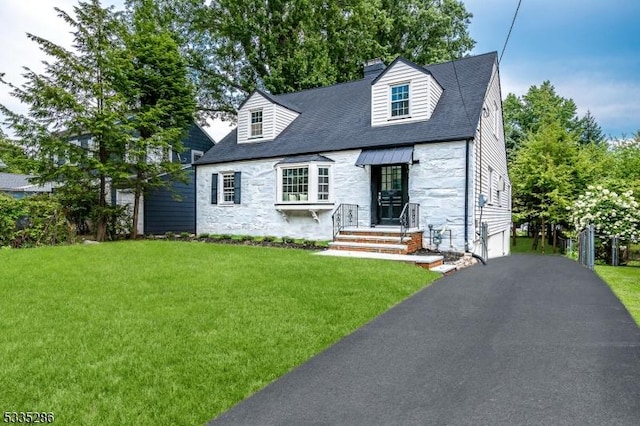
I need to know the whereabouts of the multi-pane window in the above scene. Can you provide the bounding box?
[390,84,410,117]
[381,165,403,191]
[318,167,329,201]
[250,109,263,137]
[282,167,309,201]
[222,173,235,203]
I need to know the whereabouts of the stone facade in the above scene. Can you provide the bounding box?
[197,142,478,249]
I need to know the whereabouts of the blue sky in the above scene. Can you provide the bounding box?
[1,0,639,140]
[464,0,640,138]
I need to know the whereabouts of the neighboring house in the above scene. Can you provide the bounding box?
[195,52,511,258]
[69,123,215,235]
[0,172,54,199]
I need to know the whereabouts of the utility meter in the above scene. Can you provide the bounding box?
[478,194,487,208]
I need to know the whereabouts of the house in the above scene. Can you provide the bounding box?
[114,123,214,235]
[68,123,214,235]
[194,52,511,259]
[0,172,54,199]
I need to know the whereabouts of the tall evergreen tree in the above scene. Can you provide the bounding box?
[114,0,196,238]
[510,121,579,252]
[577,110,606,145]
[0,0,130,241]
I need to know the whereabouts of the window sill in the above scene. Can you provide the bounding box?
[387,115,412,121]
[275,203,334,222]
[275,203,334,210]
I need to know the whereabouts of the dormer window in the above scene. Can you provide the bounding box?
[390,84,410,118]
[250,109,263,138]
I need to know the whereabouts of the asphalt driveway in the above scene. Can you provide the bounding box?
[209,255,640,425]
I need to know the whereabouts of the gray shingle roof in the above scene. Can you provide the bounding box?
[197,52,497,166]
[0,173,54,193]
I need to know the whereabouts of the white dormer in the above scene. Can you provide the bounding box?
[371,58,443,127]
[237,91,300,144]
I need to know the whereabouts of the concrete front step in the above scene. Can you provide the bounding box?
[316,250,446,271]
[328,241,408,255]
[428,264,457,275]
[335,234,405,244]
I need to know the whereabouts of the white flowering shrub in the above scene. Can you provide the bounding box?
[570,185,640,242]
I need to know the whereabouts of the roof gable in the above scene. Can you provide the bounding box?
[238,90,301,114]
[371,56,436,86]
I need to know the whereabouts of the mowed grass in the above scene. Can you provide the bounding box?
[510,236,564,255]
[596,265,640,325]
[0,241,438,425]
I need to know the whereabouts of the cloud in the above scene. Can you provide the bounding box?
[500,58,640,137]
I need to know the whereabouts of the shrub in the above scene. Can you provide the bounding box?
[571,185,640,242]
[180,232,191,239]
[0,193,74,248]
[197,233,209,239]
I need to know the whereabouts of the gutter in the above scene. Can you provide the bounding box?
[464,138,471,252]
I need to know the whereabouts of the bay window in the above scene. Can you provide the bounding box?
[276,162,333,205]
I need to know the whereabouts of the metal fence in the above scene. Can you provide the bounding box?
[577,225,595,270]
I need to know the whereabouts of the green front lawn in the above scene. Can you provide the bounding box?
[0,241,438,425]
[596,265,640,325]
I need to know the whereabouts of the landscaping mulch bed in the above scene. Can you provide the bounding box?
[146,234,328,251]
[411,248,464,263]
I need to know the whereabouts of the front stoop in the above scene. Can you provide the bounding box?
[330,228,423,255]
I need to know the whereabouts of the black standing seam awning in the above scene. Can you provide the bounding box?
[355,146,414,167]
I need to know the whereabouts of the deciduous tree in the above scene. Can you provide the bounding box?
[129,0,475,121]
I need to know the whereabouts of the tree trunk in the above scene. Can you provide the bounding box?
[96,175,107,242]
[512,222,517,247]
[552,225,558,254]
[131,186,142,239]
[540,217,546,254]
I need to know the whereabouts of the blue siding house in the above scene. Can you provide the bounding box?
[141,124,214,234]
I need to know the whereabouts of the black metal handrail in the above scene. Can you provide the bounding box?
[332,204,358,240]
[399,202,419,242]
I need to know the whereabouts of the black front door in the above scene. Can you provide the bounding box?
[371,165,408,226]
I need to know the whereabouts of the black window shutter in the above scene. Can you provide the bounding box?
[233,172,242,204]
[211,173,218,204]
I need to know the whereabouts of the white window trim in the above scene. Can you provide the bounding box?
[388,82,411,120]
[249,108,263,139]
[494,101,499,138]
[488,167,495,205]
[191,150,204,163]
[220,172,235,205]
[275,162,334,206]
